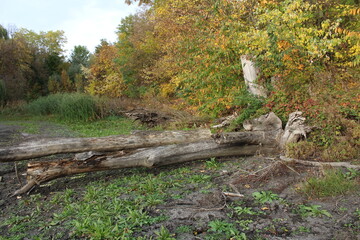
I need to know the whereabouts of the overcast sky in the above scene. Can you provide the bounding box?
[0,0,139,55]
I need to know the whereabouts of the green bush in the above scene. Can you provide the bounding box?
[26,93,99,122]
[231,90,264,128]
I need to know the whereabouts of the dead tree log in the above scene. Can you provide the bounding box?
[8,111,311,196]
[0,129,212,162]
[13,140,278,196]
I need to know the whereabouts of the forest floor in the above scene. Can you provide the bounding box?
[0,122,360,240]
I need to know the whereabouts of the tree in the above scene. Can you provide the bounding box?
[0,29,32,101]
[0,25,9,40]
[116,13,160,97]
[15,29,67,55]
[13,29,67,98]
[85,41,125,97]
[60,69,72,92]
[68,45,90,92]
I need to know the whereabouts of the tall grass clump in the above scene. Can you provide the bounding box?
[57,93,98,121]
[26,93,99,122]
[300,169,359,199]
[26,93,63,116]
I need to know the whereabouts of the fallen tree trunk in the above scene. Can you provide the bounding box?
[13,140,278,196]
[0,129,282,163]
[0,129,212,162]
[9,111,311,196]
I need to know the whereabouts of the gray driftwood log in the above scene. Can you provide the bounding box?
[0,129,212,162]
[8,112,309,196]
[13,141,277,196]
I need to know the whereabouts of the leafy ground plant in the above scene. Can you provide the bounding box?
[296,204,332,218]
[155,226,176,240]
[252,191,280,204]
[205,157,222,169]
[207,220,246,240]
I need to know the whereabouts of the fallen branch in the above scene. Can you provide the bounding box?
[279,156,360,170]
[222,192,244,198]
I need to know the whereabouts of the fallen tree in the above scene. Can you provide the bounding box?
[3,112,313,196]
[13,142,277,196]
[0,129,212,162]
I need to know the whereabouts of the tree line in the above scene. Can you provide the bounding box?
[0,25,90,104]
[1,0,359,118]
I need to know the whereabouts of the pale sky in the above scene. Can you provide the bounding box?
[0,0,139,55]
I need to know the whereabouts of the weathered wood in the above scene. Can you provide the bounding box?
[0,129,211,162]
[279,156,360,170]
[13,140,278,196]
[213,131,280,146]
[241,55,267,97]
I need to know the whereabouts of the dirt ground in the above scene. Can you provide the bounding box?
[0,123,360,240]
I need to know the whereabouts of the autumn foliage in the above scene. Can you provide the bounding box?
[78,0,359,117]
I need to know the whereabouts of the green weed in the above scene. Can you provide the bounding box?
[296,204,332,218]
[236,219,253,231]
[295,226,311,234]
[355,208,360,219]
[207,220,241,239]
[175,225,193,234]
[188,174,212,184]
[205,157,221,169]
[155,226,176,240]
[234,206,259,216]
[252,191,280,204]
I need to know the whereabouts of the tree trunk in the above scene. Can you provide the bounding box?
[0,129,211,162]
[240,55,267,97]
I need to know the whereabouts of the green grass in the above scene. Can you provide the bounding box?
[63,115,143,137]
[300,169,359,198]
[0,114,142,137]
